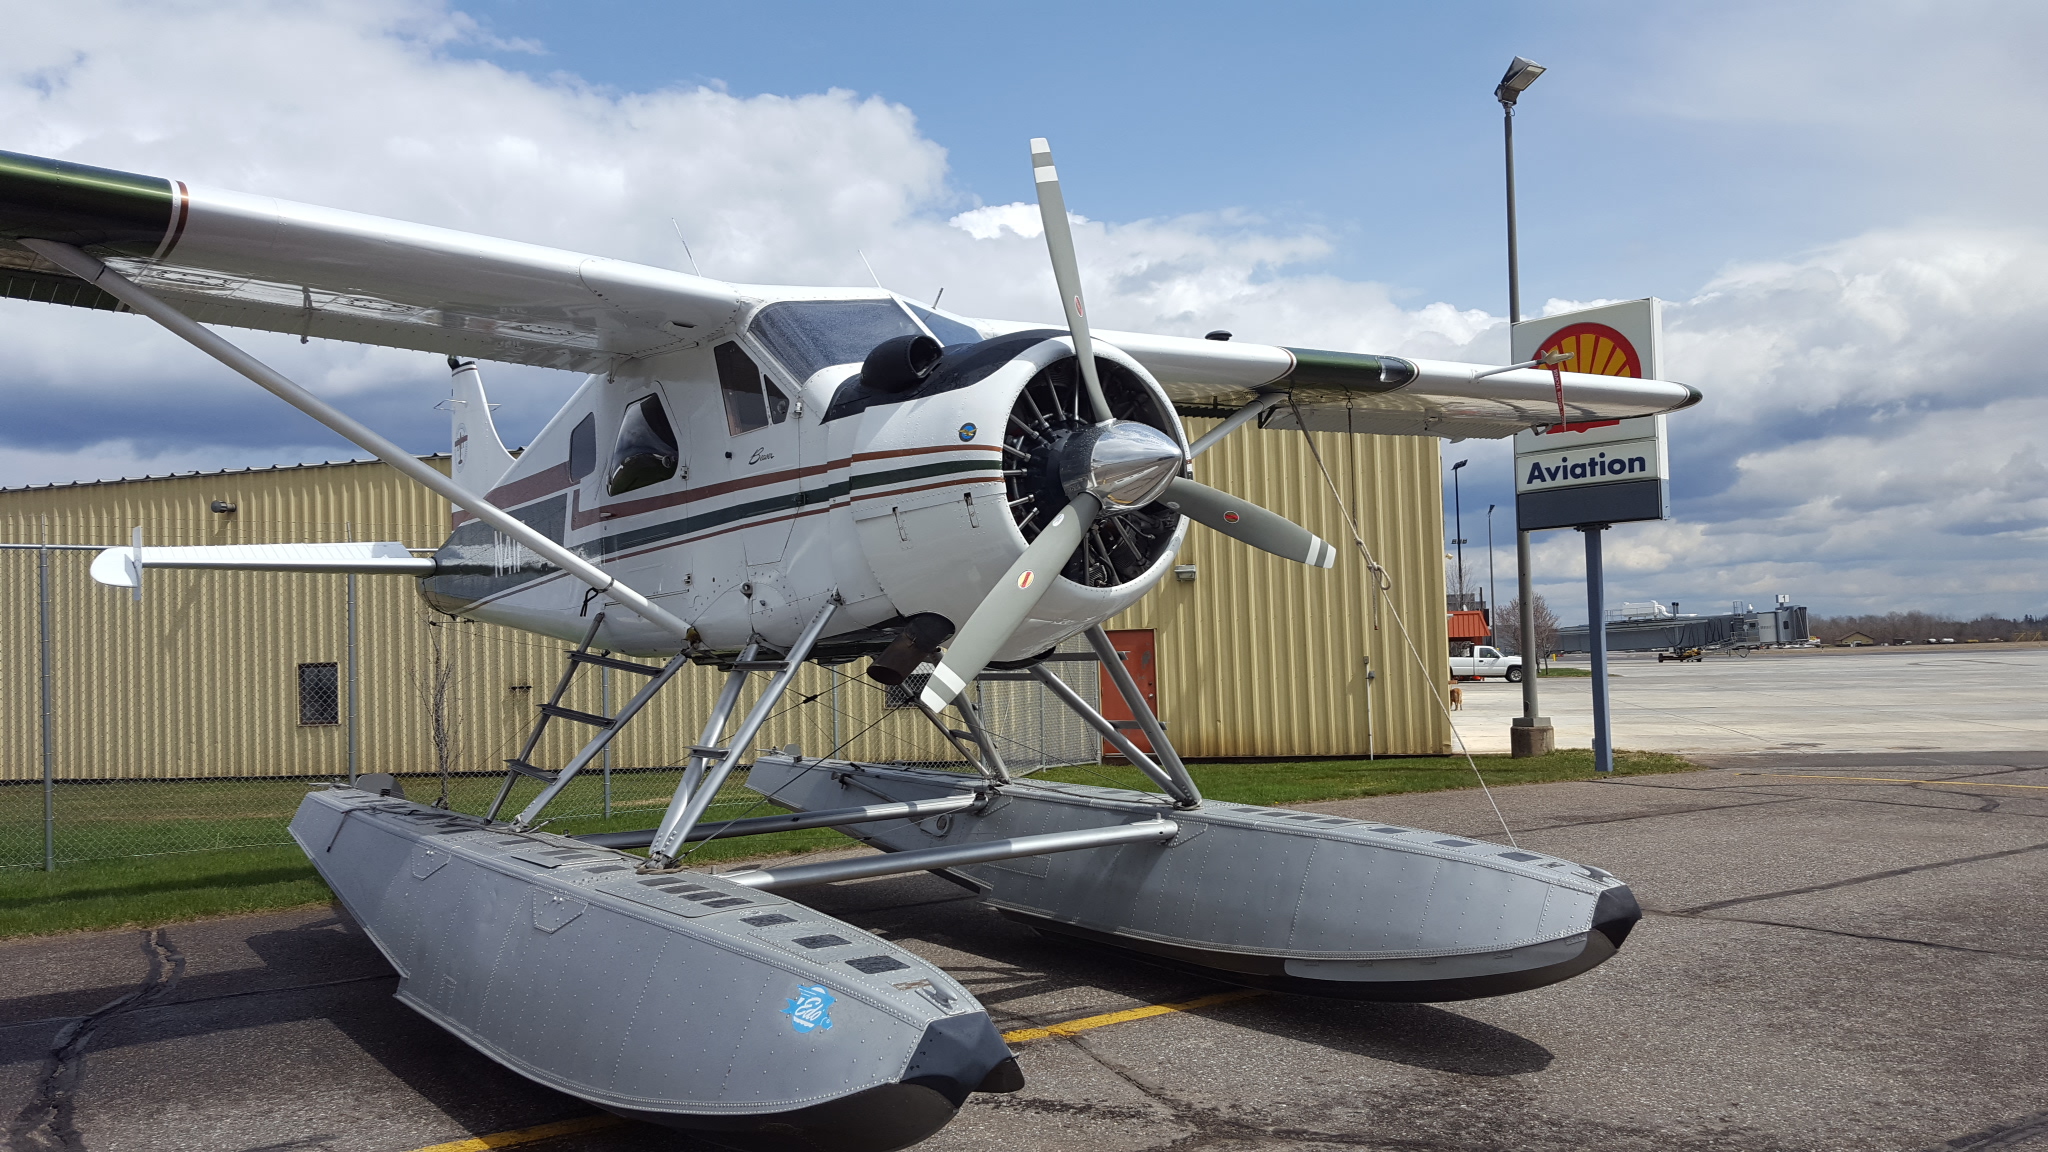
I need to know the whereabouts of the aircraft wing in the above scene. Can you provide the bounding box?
[1094,328,1701,440]
[0,150,742,373]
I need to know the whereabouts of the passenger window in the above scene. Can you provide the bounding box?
[568,413,596,481]
[607,394,679,496]
[716,341,790,436]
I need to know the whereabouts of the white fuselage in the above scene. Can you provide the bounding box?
[421,289,1188,661]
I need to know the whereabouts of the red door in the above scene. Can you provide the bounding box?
[1098,629,1158,756]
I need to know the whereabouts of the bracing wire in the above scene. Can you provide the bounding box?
[1289,403,1519,848]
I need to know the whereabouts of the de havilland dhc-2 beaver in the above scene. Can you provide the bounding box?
[0,139,1697,1149]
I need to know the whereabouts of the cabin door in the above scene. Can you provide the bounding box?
[711,340,801,566]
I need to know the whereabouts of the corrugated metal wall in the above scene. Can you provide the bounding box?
[0,427,1447,782]
[1108,420,1451,759]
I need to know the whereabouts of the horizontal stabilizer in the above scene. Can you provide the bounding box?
[89,541,433,587]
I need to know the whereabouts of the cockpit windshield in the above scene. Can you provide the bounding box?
[747,299,926,385]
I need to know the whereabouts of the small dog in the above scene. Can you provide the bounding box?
[1448,685,1464,710]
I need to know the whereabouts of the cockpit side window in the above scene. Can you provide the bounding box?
[716,341,789,436]
[906,302,982,348]
[607,394,679,496]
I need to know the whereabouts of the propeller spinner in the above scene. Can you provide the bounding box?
[918,140,1338,711]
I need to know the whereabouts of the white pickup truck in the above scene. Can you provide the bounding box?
[1449,646,1525,682]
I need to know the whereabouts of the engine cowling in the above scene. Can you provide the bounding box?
[849,334,1190,664]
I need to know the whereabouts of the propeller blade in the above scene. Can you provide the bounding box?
[1162,477,1337,568]
[920,494,1102,710]
[1031,138,1114,425]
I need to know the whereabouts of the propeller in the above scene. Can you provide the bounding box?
[1031,138,1114,425]
[1161,477,1336,568]
[915,139,1337,710]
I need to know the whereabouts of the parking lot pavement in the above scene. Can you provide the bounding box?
[4,752,2044,1152]
[1449,644,2048,754]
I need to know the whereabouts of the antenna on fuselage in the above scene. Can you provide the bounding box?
[857,249,883,289]
[931,288,944,308]
[669,218,701,277]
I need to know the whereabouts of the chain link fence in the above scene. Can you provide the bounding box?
[1,637,1107,872]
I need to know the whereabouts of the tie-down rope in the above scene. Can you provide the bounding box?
[1287,402,1518,848]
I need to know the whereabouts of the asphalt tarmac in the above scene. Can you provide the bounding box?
[4,751,2044,1152]
[1453,644,2048,755]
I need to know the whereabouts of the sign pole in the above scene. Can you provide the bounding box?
[39,520,55,872]
[1581,524,1614,774]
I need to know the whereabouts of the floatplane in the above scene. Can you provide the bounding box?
[0,139,1694,1150]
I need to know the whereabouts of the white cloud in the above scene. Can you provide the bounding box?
[2,1,2043,619]
[0,0,1507,474]
[948,203,1044,240]
[1501,226,2048,620]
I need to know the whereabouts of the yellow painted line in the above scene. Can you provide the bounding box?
[1002,988,1263,1043]
[398,994,1261,1150]
[404,1114,625,1152]
[1737,772,2048,791]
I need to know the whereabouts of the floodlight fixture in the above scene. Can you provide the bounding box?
[1496,57,1546,106]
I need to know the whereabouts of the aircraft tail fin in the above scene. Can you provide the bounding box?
[448,358,516,497]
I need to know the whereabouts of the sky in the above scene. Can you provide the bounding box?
[2,0,2044,623]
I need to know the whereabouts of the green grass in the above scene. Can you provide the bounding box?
[1035,748,1694,807]
[1538,666,1594,677]
[0,769,856,940]
[0,845,334,938]
[0,750,1695,939]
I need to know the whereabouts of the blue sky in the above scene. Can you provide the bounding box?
[3,1,2044,622]
[450,1,1977,310]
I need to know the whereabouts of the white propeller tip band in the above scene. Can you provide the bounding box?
[1030,138,1052,156]
[1036,167,1058,183]
[920,663,967,711]
[1310,538,1338,568]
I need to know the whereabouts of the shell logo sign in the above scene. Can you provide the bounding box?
[1511,300,1671,531]
[1537,322,1641,437]
[1541,322,1640,379]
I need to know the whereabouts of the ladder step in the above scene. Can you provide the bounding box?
[1110,720,1168,730]
[732,659,790,672]
[539,703,615,728]
[689,745,730,760]
[505,759,559,783]
[948,729,977,740]
[568,651,663,676]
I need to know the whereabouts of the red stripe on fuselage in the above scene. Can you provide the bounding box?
[453,442,1001,530]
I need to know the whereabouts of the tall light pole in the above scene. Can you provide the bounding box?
[1499,54,1554,758]
[1450,459,1468,604]
[1486,504,1497,619]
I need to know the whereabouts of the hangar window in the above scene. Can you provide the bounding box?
[567,413,597,480]
[748,299,923,385]
[608,394,680,495]
[298,662,339,726]
[716,341,790,436]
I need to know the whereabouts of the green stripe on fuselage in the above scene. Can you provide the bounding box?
[597,457,999,558]
[421,457,1002,612]
[0,150,173,255]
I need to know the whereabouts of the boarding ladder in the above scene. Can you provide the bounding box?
[486,612,689,829]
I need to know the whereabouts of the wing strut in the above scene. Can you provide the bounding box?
[20,239,694,645]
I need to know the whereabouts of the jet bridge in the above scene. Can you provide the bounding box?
[1556,602,1808,654]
